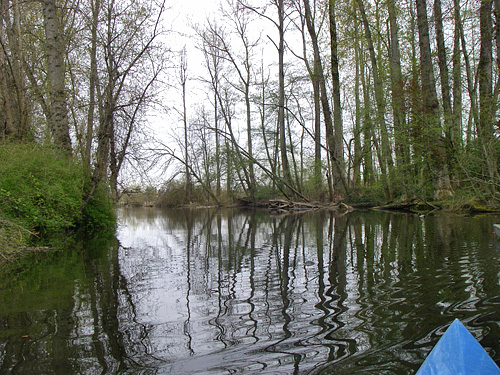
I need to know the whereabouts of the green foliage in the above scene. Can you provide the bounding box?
[0,143,84,234]
[347,183,387,205]
[301,175,328,202]
[0,143,116,259]
[81,183,116,232]
[253,184,280,201]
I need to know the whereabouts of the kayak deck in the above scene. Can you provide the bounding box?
[416,319,500,375]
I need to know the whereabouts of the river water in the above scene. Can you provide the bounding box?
[1,207,500,374]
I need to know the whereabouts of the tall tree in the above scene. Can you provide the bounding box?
[0,0,29,141]
[451,0,462,149]
[329,0,346,200]
[434,0,452,136]
[198,20,252,196]
[303,0,346,201]
[359,39,374,186]
[84,0,100,172]
[387,0,409,188]
[295,0,322,193]
[434,0,456,188]
[478,0,498,186]
[415,0,452,198]
[479,0,494,139]
[180,47,191,200]
[454,0,478,144]
[219,1,259,198]
[352,11,362,186]
[42,0,72,152]
[93,0,165,197]
[355,0,393,199]
[277,0,292,193]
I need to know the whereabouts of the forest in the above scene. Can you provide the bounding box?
[159,0,500,208]
[1,0,500,238]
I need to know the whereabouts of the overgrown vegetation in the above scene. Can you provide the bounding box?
[0,143,115,260]
[0,144,83,233]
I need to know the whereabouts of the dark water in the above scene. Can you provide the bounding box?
[1,208,500,374]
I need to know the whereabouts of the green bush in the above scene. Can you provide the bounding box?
[1,142,118,231]
[0,143,84,234]
[81,182,116,232]
[347,183,387,204]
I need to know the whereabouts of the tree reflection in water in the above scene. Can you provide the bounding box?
[0,208,500,374]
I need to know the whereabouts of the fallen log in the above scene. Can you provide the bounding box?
[236,198,352,213]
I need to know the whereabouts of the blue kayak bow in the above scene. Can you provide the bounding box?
[416,319,500,375]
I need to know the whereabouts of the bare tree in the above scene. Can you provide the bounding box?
[180,47,191,200]
[92,0,166,198]
[240,0,293,195]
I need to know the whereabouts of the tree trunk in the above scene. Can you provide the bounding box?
[297,0,322,193]
[0,0,14,139]
[352,14,362,186]
[494,0,500,98]
[258,63,276,190]
[94,0,117,185]
[215,89,221,196]
[180,48,191,201]
[278,0,292,193]
[478,0,498,186]
[0,0,30,140]
[355,0,392,199]
[434,0,456,189]
[86,0,100,171]
[329,0,346,199]
[415,0,452,198]
[453,0,478,143]
[451,0,462,149]
[312,60,322,191]
[360,53,374,186]
[42,0,71,152]
[478,0,494,139]
[303,0,346,201]
[434,0,452,137]
[387,0,409,189]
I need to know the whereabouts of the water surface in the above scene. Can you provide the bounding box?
[1,208,500,374]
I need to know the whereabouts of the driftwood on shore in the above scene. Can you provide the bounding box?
[237,198,353,213]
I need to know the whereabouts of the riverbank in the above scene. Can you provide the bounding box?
[118,186,500,215]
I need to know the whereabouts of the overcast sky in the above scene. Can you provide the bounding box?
[137,0,285,185]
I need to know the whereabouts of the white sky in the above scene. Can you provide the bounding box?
[159,0,224,118]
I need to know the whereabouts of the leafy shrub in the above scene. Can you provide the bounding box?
[0,143,84,234]
[347,183,387,204]
[81,182,116,232]
[253,184,280,201]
